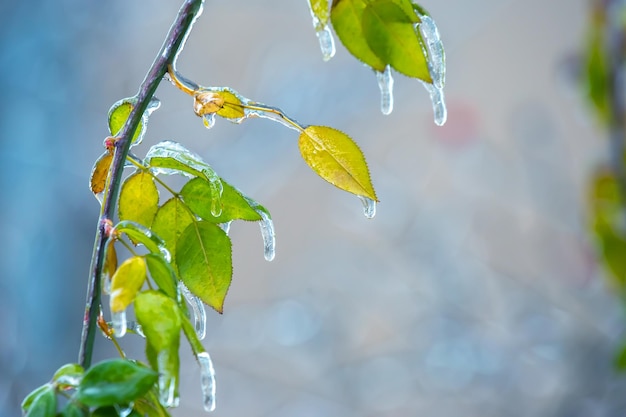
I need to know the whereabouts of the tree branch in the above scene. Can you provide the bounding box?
[78,0,204,369]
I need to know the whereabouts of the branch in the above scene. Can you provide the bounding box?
[78,0,204,369]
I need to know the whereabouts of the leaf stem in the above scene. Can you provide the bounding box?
[78,0,205,369]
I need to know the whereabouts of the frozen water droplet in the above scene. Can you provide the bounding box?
[420,81,447,126]
[202,113,216,129]
[158,353,179,407]
[114,403,134,417]
[316,25,336,61]
[147,97,161,114]
[180,282,207,340]
[197,352,216,412]
[126,321,145,338]
[358,196,377,219]
[418,14,445,89]
[376,65,394,115]
[219,221,232,235]
[95,192,104,206]
[112,310,127,338]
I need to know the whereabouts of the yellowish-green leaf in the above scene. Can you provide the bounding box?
[151,198,194,269]
[331,0,386,71]
[119,172,159,230]
[144,253,178,300]
[89,152,113,196]
[110,256,147,313]
[298,125,377,201]
[108,100,144,144]
[176,221,232,313]
[362,0,430,80]
[309,0,330,26]
[217,90,245,119]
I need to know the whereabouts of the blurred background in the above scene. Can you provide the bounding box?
[2,0,626,416]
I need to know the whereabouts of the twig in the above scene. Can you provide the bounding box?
[78,0,204,369]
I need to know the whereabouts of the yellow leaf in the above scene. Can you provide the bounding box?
[110,256,147,313]
[89,152,113,195]
[118,172,159,229]
[217,90,245,119]
[298,125,377,201]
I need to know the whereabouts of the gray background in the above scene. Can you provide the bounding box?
[1,0,625,416]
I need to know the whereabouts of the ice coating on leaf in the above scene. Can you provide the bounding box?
[158,354,179,408]
[420,80,447,126]
[112,221,172,262]
[145,141,223,216]
[358,195,377,219]
[126,321,145,338]
[202,113,216,129]
[418,15,445,89]
[179,282,207,340]
[111,310,127,338]
[219,221,232,235]
[197,352,216,412]
[376,65,394,115]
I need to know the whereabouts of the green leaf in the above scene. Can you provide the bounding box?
[89,152,113,196]
[181,178,266,223]
[298,125,377,201]
[108,99,145,145]
[134,389,172,417]
[25,385,56,417]
[119,171,159,231]
[176,221,232,313]
[331,0,386,71]
[113,221,169,259]
[135,291,182,407]
[22,384,52,413]
[145,141,223,216]
[76,359,158,407]
[60,402,88,417]
[362,0,430,80]
[585,14,610,124]
[52,363,84,388]
[309,0,330,26]
[151,198,194,269]
[616,342,626,371]
[145,253,178,300]
[110,256,147,313]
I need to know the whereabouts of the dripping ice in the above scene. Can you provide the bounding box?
[111,310,127,338]
[179,282,207,340]
[418,14,447,126]
[306,1,336,61]
[376,65,394,115]
[158,353,179,407]
[358,196,377,219]
[197,351,216,412]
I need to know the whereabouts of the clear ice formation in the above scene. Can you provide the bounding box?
[417,13,447,126]
[179,282,207,340]
[111,221,172,263]
[158,354,179,408]
[218,221,232,235]
[114,403,134,417]
[358,195,377,219]
[376,65,394,115]
[306,1,336,61]
[126,321,145,338]
[111,310,127,338]
[197,351,216,412]
[244,197,275,261]
[145,140,223,216]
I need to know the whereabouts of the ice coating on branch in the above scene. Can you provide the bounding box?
[416,12,447,126]
[420,80,447,126]
[376,65,394,115]
[145,141,224,216]
[197,351,216,412]
[358,196,377,219]
[168,2,204,69]
[306,0,336,61]
[111,310,127,338]
[179,282,207,340]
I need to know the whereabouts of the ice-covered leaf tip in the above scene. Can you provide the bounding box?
[298,125,377,201]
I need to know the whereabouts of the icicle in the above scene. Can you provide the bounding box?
[306,0,336,61]
[126,321,145,338]
[219,221,232,235]
[376,65,394,115]
[420,81,447,126]
[179,282,207,340]
[358,195,377,219]
[202,113,216,129]
[111,310,127,338]
[197,352,216,412]
[316,26,336,61]
[259,212,275,261]
[158,353,179,407]
[418,15,445,89]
